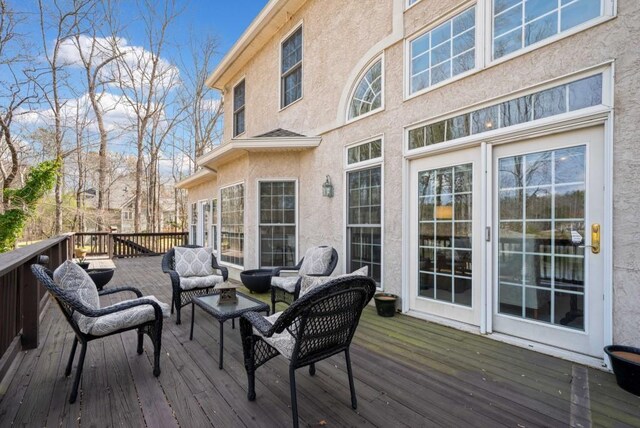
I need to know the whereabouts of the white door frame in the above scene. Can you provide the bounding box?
[402,117,613,366]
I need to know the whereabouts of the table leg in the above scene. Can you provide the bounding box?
[232,318,235,329]
[219,320,224,370]
[190,301,195,341]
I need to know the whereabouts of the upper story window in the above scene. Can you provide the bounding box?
[233,80,245,137]
[281,26,303,108]
[409,7,475,95]
[348,59,383,121]
[407,0,420,7]
[493,0,603,59]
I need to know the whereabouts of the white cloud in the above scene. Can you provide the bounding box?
[58,34,180,91]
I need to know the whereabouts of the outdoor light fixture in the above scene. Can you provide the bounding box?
[322,175,334,198]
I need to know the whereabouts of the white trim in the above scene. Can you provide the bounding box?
[407,309,481,334]
[175,169,216,189]
[602,61,615,369]
[344,134,384,169]
[279,21,304,111]
[255,178,299,268]
[344,135,385,290]
[345,54,385,124]
[405,0,422,11]
[488,333,608,370]
[219,180,246,269]
[232,77,246,138]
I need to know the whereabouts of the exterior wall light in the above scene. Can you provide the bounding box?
[322,175,334,198]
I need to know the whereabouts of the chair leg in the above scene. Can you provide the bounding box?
[345,349,357,410]
[65,337,78,377]
[271,290,276,314]
[289,366,299,428]
[247,362,256,401]
[309,363,316,376]
[153,327,162,377]
[69,343,87,404]
[137,330,144,355]
[170,298,174,314]
[175,302,182,325]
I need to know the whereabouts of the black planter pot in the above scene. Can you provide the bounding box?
[87,268,115,291]
[240,269,273,294]
[76,262,90,270]
[604,345,640,396]
[374,293,398,317]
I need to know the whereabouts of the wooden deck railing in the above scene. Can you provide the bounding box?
[73,232,188,258]
[0,234,73,381]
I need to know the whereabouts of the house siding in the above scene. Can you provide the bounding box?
[189,0,640,352]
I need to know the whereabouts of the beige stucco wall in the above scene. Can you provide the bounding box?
[188,0,640,348]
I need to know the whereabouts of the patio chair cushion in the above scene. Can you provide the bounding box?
[271,276,299,293]
[179,274,224,290]
[298,246,333,276]
[299,266,369,297]
[86,295,170,336]
[53,260,101,333]
[174,246,215,277]
[253,311,295,359]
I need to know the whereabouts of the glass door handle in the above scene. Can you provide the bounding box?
[579,224,600,254]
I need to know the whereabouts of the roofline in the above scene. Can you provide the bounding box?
[205,0,308,90]
[197,136,322,169]
[175,169,217,190]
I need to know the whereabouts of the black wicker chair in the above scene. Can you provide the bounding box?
[241,275,376,428]
[270,246,338,313]
[162,245,229,324]
[31,263,164,404]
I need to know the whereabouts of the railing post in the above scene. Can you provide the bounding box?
[20,257,39,350]
[108,233,114,259]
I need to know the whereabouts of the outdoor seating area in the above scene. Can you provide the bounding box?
[1,255,639,427]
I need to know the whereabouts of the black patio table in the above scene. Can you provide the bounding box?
[190,291,270,369]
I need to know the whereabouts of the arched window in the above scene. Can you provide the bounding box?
[348,58,383,120]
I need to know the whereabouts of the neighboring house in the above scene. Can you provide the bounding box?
[120,192,178,233]
[177,0,638,367]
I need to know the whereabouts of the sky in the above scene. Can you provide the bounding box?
[4,0,270,165]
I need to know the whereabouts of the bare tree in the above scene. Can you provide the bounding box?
[180,35,223,165]
[0,0,39,211]
[33,0,94,234]
[112,0,182,232]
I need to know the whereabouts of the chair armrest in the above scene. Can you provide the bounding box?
[211,259,229,281]
[85,298,164,320]
[241,311,275,337]
[99,286,143,298]
[272,265,300,277]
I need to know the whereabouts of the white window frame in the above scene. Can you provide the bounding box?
[210,198,218,254]
[189,202,198,245]
[346,54,385,124]
[219,181,246,269]
[406,0,422,10]
[404,63,612,158]
[405,1,481,100]
[404,0,616,101]
[486,0,617,66]
[232,78,246,138]
[197,199,210,247]
[279,22,304,111]
[344,135,385,289]
[256,178,299,268]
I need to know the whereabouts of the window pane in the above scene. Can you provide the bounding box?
[281,28,302,73]
[568,74,602,111]
[281,28,303,107]
[347,139,383,165]
[348,59,383,119]
[221,184,244,266]
[418,163,473,306]
[410,7,475,94]
[493,0,603,59]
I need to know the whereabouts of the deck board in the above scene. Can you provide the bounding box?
[1,256,638,427]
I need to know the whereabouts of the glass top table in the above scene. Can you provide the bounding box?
[190,290,270,369]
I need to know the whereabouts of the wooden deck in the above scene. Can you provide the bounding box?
[1,256,638,427]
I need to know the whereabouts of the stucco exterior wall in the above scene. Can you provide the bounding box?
[187,0,640,349]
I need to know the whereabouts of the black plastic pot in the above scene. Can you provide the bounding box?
[374,293,398,317]
[76,262,90,270]
[240,269,273,293]
[87,268,115,291]
[604,345,640,396]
